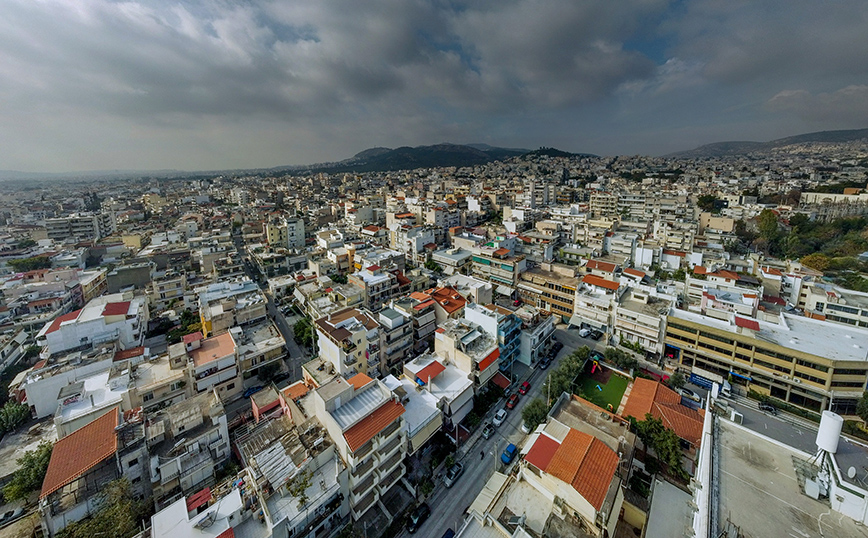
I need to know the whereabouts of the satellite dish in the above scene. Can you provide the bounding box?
[848,466,857,479]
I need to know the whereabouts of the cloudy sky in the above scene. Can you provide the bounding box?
[2,0,867,173]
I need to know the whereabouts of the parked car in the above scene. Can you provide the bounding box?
[443,462,465,488]
[501,443,518,464]
[513,299,521,306]
[579,328,591,337]
[539,356,551,370]
[679,387,701,402]
[243,386,264,398]
[552,341,563,353]
[521,421,532,434]
[272,371,291,383]
[482,422,494,439]
[589,330,603,340]
[759,402,778,415]
[591,351,605,362]
[506,393,520,409]
[407,503,431,533]
[0,507,24,527]
[519,381,531,395]
[493,409,508,427]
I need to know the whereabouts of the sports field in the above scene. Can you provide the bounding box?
[576,366,629,411]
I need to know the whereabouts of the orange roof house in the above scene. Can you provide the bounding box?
[582,274,620,291]
[41,409,119,499]
[343,400,405,452]
[621,378,705,446]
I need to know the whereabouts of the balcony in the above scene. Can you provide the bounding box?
[351,474,376,501]
[378,433,402,459]
[352,457,375,480]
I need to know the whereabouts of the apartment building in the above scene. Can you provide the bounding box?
[802,282,868,328]
[150,269,188,312]
[349,264,401,312]
[265,214,306,249]
[44,212,116,242]
[435,317,500,386]
[229,321,286,377]
[35,293,149,357]
[469,246,527,290]
[464,303,522,376]
[389,292,437,354]
[514,305,556,366]
[613,289,671,355]
[183,331,243,401]
[196,278,267,336]
[431,247,473,275]
[146,391,231,509]
[590,192,618,218]
[304,375,407,520]
[315,308,381,378]
[378,307,413,376]
[665,309,868,416]
[571,275,622,333]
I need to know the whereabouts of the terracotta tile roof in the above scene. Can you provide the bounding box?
[216,529,235,538]
[478,348,500,371]
[435,327,446,334]
[415,360,445,384]
[583,274,620,291]
[710,270,739,280]
[282,381,309,401]
[662,249,686,257]
[45,309,82,334]
[524,433,560,471]
[101,301,131,316]
[621,378,705,446]
[189,332,236,367]
[183,331,204,344]
[343,400,405,452]
[41,409,118,499]
[693,265,707,275]
[735,316,760,331]
[113,346,145,362]
[587,260,616,273]
[362,225,380,232]
[409,291,431,301]
[395,212,415,219]
[623,268,645,278]
[347,373,374,390]
[546,429,618,511]
[431,286,466,314]
[762,266,784,276]
[493,247,510,256]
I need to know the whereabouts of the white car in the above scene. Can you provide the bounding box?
[492,409,508,427]
[579,328,591,338]
[679,387,701,402]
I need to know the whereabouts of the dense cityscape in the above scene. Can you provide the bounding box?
[0,135,867,538]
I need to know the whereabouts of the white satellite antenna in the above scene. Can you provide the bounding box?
[848,466,857,479]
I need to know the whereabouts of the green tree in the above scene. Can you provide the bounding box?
[521,398,549,430]
[857,392,868,423]
[697,195,719,212]
[3,441,53,501]
[56,479,151,538]
[257,361,282,383]
[633,414,687,480]
[669,372,686,390]
[800,253,830,272]
[288,470,313,509]
[8,256,51,272]
[424,260,442,272]
[0,400,31,434]
[757,209,780,241]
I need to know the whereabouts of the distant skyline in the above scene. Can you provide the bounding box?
[2,0,868,173]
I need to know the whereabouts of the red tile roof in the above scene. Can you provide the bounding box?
[621,378,705,446]
[493,248,510,256]
[623,268,645,278]
[583,274,620,291]
[492,371,511,390]
[587,260,616,273]
[347,373,374,390]
[45,309,82,334]
[662,249,686,257]
[183,331,204,344]
[524,433,560,471]
[189,332,236,367]
[431,287,466,314]
[477,348,500,371]
[415,360,445,385]
[693,266,708,275]
[101,301,131,316]
[735,316,760,331]
[282,381,309,402]
[343,400,405,452]
[41,409,118,499]
[216,529,235,538]
[546,429,619,511]
[395,212,415,219]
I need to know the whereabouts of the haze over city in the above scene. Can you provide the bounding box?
[3,0,868,173]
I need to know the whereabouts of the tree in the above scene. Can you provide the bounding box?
[757,209,780,241]
[8,256,51,272]
[857,392,868,423]
[633,414,688,480]
[669,372,686,390]
[800,253,830,272]
[522,398,549,430]
[293,318,316,348]
[257,361,282,383]
[697,195,718,213]
[287,469,313,509]
[3,441,53,501]
[56,479,151,538]
[424,260,442,272]
[0,400,31,434]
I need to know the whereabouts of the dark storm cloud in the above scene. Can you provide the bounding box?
[0,0,865,171]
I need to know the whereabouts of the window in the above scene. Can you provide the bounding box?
[143,392,154,402]
[226,383,235,390]
[796,359,828,373]
[128,458,138,468]
[834,368,868,376]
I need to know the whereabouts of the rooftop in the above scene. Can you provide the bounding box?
[189,332,236,367]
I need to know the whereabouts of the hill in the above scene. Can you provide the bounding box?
[667,128,868,158]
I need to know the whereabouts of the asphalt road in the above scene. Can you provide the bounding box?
[723,395,819,454]
[408,327,584,538]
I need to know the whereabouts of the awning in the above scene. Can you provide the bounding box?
[730,370,752,381]
[496,285,514,295]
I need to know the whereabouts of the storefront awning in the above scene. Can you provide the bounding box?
[496,285,514,295]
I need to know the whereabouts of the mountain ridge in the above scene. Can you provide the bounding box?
[667,128,868,158]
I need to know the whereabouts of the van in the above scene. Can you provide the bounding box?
[721,380,732,398]
[442,529,455,538]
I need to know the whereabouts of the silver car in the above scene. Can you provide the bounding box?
[443,462,464,488]
[493,409,508,427]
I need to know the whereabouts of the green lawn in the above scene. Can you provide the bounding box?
[576,373,629,411]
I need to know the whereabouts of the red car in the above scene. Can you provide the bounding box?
[519,381,530,395]
[506,393,520,409]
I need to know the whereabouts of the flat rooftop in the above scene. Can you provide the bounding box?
[670,308,868,362]
[718,420,868,538]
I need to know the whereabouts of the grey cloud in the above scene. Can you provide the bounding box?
[766,86,868,124]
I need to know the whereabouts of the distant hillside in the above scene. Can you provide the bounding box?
[522,146,596,158]
[297,143,531,173]
[667,128,868,158]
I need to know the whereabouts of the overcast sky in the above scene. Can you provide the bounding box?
[2,0,868,173]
